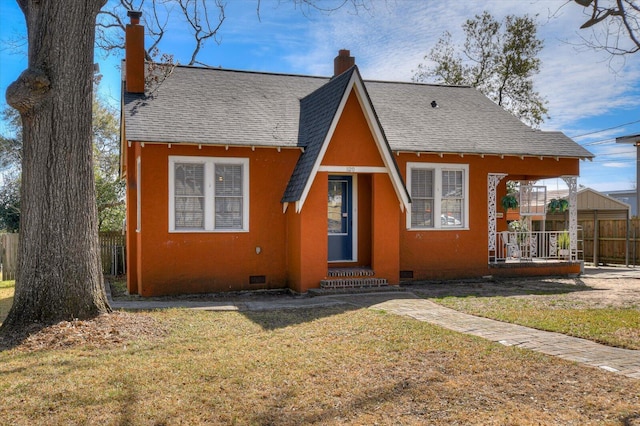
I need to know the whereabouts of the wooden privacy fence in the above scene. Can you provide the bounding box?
[0,233,19,281]
[99,232,126,276]
[0,232,126,280]
[578,218,640,266]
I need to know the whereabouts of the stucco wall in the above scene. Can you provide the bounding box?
[128,144,298,296]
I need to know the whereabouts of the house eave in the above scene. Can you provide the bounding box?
[392,150,594,161]
[616,134,640,145]
[123,140,304,152]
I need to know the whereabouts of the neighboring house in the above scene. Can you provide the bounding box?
[606,190,637,217]
[615,133,639,217]
[121,14,593,296]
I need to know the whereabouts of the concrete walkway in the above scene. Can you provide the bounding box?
[109,267,640,379]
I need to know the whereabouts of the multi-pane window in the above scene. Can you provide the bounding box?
[174,163,205,229]
[407,163,468,229]
[410,169,434,228]
[215,164,243,229]
[169,157,248,232]
[441,170,464,227]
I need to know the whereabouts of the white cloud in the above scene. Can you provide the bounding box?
[603,162,633,168]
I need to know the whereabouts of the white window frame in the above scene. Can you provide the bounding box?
[169,156,249,232]
[406,162,469,230]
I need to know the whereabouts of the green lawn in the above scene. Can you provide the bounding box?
[435,295,640,349]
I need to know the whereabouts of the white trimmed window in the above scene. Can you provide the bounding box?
[407,162,468,229]
[169,156,249,232]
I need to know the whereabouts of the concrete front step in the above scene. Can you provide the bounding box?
[320,277,388,290]
[327,267,375,278]
[308,285,404,297]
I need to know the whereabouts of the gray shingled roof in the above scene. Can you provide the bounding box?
[123,66,325,147]
[366,81,593,158]
[123,64,593,160]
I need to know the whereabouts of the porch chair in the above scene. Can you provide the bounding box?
[500,231,521,259]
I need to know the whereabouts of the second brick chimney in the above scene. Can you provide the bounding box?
[334,49,355,76]
[125,10,145,93]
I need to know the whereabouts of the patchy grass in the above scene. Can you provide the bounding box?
[1,308,639,425]
[0,280,14,323]
[108,278,128,298]
[435,296,640,350]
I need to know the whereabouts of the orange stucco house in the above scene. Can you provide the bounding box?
[121,15,593,296]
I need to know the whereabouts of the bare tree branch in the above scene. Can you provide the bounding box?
[573,0,640,55]
[95,0,372,67]
[177,0,226,66]
[145,0,170,60]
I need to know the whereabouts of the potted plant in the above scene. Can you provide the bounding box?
[508,219,529,244]
[501,194,519,212]
[557,231,570,258]
[548,198,569,214]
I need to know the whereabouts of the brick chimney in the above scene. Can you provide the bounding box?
[334,49,355,76]
[125,10,145,93]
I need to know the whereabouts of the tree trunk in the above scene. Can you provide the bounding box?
[2,0,110,331]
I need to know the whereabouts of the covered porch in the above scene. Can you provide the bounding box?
[488,174,582,268]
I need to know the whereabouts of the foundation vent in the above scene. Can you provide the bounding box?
[249,275,266,285]
[399,270,414,279]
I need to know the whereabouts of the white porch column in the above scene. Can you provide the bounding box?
[562,176,578,260]
[488,173,508,261]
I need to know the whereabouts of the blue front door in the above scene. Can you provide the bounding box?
[328,176,353,261]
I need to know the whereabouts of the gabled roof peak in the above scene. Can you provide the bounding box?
[282,65,410,212]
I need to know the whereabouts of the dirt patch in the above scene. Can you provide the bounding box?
[405,266,640,309]
[0,311,166,352]
[568,275,640,308]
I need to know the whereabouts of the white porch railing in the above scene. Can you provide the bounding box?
[491,230,578,263]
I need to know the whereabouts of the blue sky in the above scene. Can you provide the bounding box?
[1,0,639,192]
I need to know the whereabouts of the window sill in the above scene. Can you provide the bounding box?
[169,229,249,233]
[406,227,469,232]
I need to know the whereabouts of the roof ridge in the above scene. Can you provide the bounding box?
[153,62,474,89]
[364,78,471,89]
[151,61,331,81]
